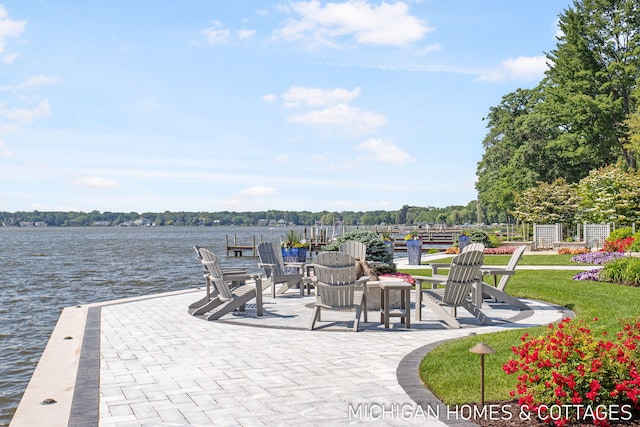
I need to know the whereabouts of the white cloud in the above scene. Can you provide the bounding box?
[274,154,289,163]
[238,29,256,39]
[479,55,549,82]
[0,139,12,158]
[0,99,51,123]
[0,5,26,54]
[288,103,386,135]
[238,185,278,197]
[282,86,360,108]
[274,0,431,48]
[0,74,57,92]
[356,138,415,165]
[70,177,119,189]
[261,93,277,102]
[202,21,231,45]
[3,52,18,63]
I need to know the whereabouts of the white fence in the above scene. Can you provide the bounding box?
[533,224,562,249]
[532,223,611,250]
[584,223,611,249]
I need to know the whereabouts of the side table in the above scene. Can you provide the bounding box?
[379,279,412,329]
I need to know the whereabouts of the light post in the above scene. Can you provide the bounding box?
[469,342,495,407]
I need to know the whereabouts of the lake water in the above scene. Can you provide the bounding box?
[0,226,291,426]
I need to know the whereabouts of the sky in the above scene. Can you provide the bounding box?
[0,0,574,213]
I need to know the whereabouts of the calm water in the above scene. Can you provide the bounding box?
[0,226,287,426]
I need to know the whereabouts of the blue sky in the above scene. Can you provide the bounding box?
[0,1,572,213]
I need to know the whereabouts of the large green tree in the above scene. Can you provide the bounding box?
[544,0,640,170]
[477,0,640,218]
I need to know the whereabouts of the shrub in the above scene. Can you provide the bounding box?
[323,230,394,266]
[504,317,640,426]
[599,257,640,286]
[630,232,640,252]
[603,237,635,252]
[608,227,635,241]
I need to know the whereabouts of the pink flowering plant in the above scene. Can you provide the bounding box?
[503,317,640,426]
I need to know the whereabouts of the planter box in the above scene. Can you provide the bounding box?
[406,239,422,265]
[281,247,307,263]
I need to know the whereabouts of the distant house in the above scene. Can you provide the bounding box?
[92,221,110,227]
[34,222,48,227]
[258,219,268,226]
[19,222,33,227]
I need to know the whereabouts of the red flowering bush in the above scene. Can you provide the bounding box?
[504,317,640,426]
[603,237,635,252]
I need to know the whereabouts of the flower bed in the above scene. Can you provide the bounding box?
[572,252,626,265]
[504,317,640,426]
[484,246,517,255]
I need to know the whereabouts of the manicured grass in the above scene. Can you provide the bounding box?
[424,253,590,266]
[396,267,640,405]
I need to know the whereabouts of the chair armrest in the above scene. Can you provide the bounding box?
[429,263,449,275]
[413,275,445,289]
[480,267,516,276]
[258,263,277,270]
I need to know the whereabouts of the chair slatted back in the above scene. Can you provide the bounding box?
[452,245,485,267]
[442,263,482,306]
[338,241,367,262]
[201,260,234,301]
[313,251,357,268]
[198,248,225,277]
[314,264,357,308]
[257,242,286,278]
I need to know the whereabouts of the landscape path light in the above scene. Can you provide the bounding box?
[469,342,495,407]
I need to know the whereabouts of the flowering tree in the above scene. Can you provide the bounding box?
[512,178,579,224]
[577,166,640,224]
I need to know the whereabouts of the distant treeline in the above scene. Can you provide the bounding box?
[1,201,485,227]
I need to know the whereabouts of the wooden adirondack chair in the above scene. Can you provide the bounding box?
[308,263,367,332]
[339,241,366,261]
[196,257,267,321]
[257,242,304,298]
[480,245,529,310]
[417,262,491,328]
[190,245,250,311]
[190,247,266,318]
[413,246,492,328]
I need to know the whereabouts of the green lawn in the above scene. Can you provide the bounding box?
[422,253,591,266]
[396,266,640,405]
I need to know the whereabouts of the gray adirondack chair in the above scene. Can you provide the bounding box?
[480,245,529,310]
[413,246,491,328]
[257,242,304,298]
[429,242,485,281]
[190,245,250,311]
[195,256,267,321]
[190,247,265,318]
[339,241,366,261]
[308,263,366,332]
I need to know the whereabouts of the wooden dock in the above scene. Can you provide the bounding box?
[225,235,262,257]
[392,229,461,251]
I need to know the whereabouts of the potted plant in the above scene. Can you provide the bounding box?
[281,230,307,262]
[381,231,394,255]
[458,231,471,252]
[404,232,422,265]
